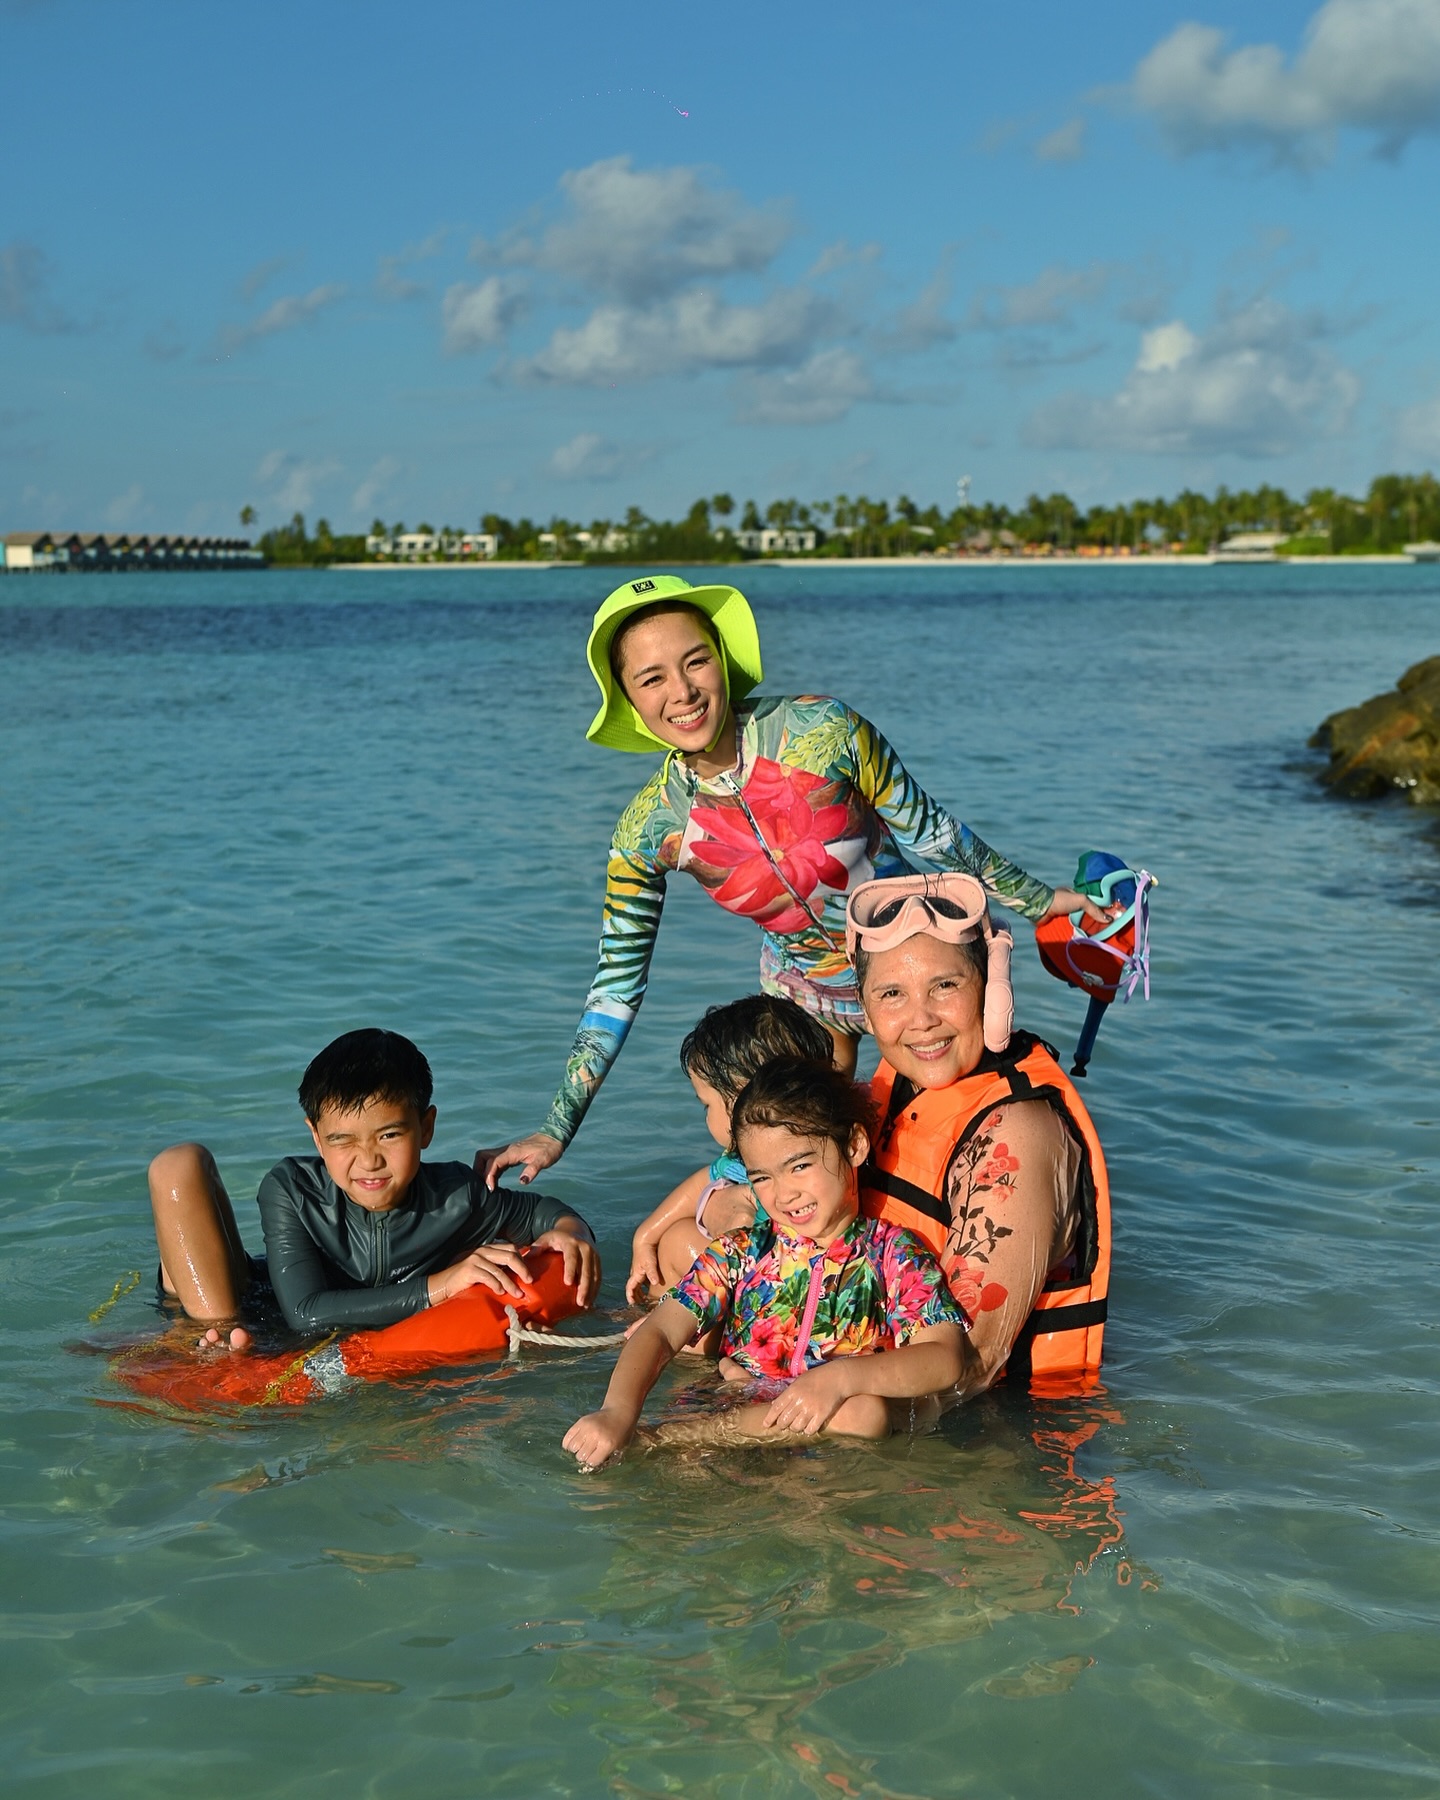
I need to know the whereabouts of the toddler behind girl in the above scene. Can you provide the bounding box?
[625,993,834,1303]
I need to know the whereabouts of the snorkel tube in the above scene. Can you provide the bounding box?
[1035,851,1156,1077]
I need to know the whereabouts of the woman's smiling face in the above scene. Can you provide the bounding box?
[860,935,986,1089]
[615,607,730,755]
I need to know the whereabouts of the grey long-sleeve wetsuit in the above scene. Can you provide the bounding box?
[256,1155,583,1332]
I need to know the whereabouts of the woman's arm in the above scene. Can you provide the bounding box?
[476,831,670,1187]
[760,1322,968,1434]
[940,1099,1081,1397]
[563,1297,698,1467]
[846,706,1064,921]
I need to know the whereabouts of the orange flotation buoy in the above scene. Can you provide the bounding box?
[112,1248,584,1411]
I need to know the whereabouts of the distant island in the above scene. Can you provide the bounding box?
[264,471,1440,567]
[5,472,1437,572]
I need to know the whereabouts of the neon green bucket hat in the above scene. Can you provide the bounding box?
[585,574,763,753]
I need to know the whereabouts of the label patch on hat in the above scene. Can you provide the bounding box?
[630,578,656,593]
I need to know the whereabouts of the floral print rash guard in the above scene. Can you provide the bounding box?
[542,695,1054,1145]
[671,1215,966,1381]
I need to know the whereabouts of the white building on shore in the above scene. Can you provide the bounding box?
[726,526,818,555]
[572,527,631,554]
[365,531,498,561]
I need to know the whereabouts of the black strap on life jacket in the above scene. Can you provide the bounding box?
[1004,1297,1109,1381]
[862,1164,951,1230]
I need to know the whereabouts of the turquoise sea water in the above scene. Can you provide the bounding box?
[2,563,1438,1798]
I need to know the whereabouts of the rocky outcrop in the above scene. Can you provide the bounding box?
[1312,655,1440,803]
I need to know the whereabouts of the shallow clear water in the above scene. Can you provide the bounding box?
[2,563,1438,1799]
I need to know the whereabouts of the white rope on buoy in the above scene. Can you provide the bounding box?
[504,1307,632,1359]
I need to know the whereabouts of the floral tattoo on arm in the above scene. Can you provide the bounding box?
[940,1107,1019,1316]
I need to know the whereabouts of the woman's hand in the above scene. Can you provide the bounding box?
[761,1360,857,1435]
[1043,886,1121,929]
[473,1132,564,1190]
[563,1405,637,1470]
[427,1241,530,1306]
[532,1226,601,1308]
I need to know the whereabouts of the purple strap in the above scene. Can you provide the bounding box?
[1064,871,1153,1004]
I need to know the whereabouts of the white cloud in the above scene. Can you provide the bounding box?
[239,255,290,301]
[881,264,957,352]
[488,155,790,303]
[19,480,68,518]
[351,455,401,517]
[0,240,75,333]
[257,449,340,513]
[378,229,446,301]
[515,287,831,385]
[1035,118,1087,162]
[1136,320,1199,372]
[104,483,144,527]
[1024,299,1360,455]
[968,263,1112,330]
[1000,336,1108,371]
[807,239,883,279]
[548,432,659,481]
[1114,258,1176,326]
[442,276,526,352]
[1396,385,1440,457]
[734,348,875,426]
[449,158,865,398]
[1129,0,1440,163]
[218,285,346,353]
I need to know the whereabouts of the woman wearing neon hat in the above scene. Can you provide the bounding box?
[477,576,1107,1188]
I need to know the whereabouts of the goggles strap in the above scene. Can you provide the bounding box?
[1061,871,1153,1004]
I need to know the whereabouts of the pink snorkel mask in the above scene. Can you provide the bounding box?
[846,873,1014,1054]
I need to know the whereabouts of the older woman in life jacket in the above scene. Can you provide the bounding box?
[847,872,1111,1399]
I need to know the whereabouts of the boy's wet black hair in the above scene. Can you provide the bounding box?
[729,1055,876,1160]
[298,1029,433,1123]
[678,993,834,1102]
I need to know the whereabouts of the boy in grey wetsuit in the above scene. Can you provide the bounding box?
[148,1029,598,1348]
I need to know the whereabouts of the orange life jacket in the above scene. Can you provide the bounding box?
[861,1031,1110,1397]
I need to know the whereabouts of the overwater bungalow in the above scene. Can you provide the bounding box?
[2,530,264,571]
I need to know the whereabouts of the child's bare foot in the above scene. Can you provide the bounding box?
[198,1325,252,1351]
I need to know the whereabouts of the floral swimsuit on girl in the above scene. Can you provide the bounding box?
[671,1215,965,1381]
[543,695,1054,1146]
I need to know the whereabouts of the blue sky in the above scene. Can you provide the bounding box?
[3,0,1439,534]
